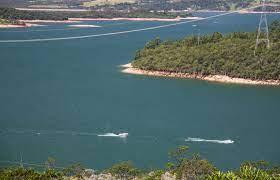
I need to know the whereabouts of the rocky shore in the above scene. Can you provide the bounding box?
[121,63,280,86]
[71,169,175,180]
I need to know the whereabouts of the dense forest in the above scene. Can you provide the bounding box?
[0,7,192,21]
[0,146,279,179]
[255,5,280,12]
[131,21,280,81]
[0,7,68,21]
[88,0,279,11]
[134,0,256,11]
[0,18,25,25]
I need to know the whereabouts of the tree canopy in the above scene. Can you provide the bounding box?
[132,21,280,81]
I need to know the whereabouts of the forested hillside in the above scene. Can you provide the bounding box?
[0,7,191,21]
[86,0,279,11]
[132,21,280,81]
[135,0,256,11]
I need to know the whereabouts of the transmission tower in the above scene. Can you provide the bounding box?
[254,0,270,56]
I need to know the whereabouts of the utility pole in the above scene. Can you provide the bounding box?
[20,153,23,168]
[197,29,201,46]
[254,0,270,56]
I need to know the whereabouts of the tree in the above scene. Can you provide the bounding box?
[168,145,189,169]
[45,157,56,170]
[106,161,141,180]
[176,154,216,180]
[144,37,162,49]
[62,163,85,178]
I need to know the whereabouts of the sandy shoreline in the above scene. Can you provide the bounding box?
[18,19,81,23]
[0,18,81,28]
[238,10,280,14]
[0,16,202,28]
[0,23,44,28]
[196,9,280,14]
[0,16,201,28]
[69,17,203,22]
[0,24,27,28]
[121,63,280,86]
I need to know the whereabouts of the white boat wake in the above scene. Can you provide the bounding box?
[185,137,234,144]
[2,129,129,138]
[97,133,128,138]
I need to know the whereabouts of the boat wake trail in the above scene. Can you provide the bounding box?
[185,137,234,144]
[1,129,128,138]
[97,133,128,138]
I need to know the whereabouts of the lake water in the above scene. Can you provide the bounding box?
[0,13,280,170]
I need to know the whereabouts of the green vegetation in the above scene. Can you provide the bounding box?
[105,161,142,179]
[132,21,280,81]
[0,7,191,21]
[0,0,279,12]
[139,0,257,11]
[0,18,24,25]
[0,7,68,21]
[83,0,136,7]
[83,0,279,11]
[123,10,191,19]
[0,146,279,179]
[255,5,280,12]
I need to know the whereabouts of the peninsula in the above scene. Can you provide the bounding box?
[122,21,280,86]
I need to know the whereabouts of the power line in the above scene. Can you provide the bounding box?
[0,5,262,43]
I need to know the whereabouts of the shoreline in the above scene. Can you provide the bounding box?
[69,17,203,22]
[16,8,90,12]
[0,23,44,28]
[196,9,280,14]
[0,16,201,28]
[238,10,280,14]
[18,19,81,23]
[121,63,280,86]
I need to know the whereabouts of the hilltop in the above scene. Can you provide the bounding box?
[0,0,279,12]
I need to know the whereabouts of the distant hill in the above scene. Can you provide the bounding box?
[83,0,136,7]
[0,0,279,12]
[0,0,28,8]
[0,0,87,8]
[82,0,280,11]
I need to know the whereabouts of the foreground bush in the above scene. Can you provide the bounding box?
[0,147,279,179]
